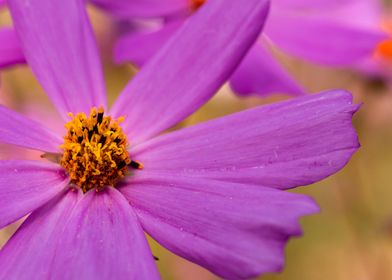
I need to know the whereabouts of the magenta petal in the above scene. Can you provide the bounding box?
[114,20,182,66]
[49,188,160,279]
[132,90,359,190]
[111,0,270,144]
[0,190,80,279]
[92,0,188,18]
[0,28,25,69]
[0,188,159,279]
[120,174,318,279]
[0,105,62,152]
[0,160,68,229]
[265,10,385,66]
[230,40,305,97]
[8,0,107,119]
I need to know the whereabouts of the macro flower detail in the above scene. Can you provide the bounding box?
[0,0,360,279]
[60,107,140,193]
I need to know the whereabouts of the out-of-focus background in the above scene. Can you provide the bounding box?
[2,2,392,280]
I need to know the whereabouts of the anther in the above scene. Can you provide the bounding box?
[129,160,143,169]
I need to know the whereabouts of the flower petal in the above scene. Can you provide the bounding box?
[114,20,182,66]
[8,0,107,119]
[0,190,79,279]
[229,40,305,97]
[0,160,68,229]
[265,9,385,66]
[0,105,62,152]
[110,0,270,144]
[0,28,25,69]
[132,90,359,190]
[302,0,382,29]
[120,174,318,279]
[0,188,160,279]
[92,0,188,18]
[50,188,160,279]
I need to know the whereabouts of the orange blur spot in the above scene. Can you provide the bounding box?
[190,0,206,11]
[376,39,392,61]
[375,20,392,62]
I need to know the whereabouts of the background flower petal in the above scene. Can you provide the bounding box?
[229,40,305,97]
[8,0,107,119]
[273,0,356,10]
[114,20,182,66]
[110,0,270,144]
[0,160,68,229]
[92,0,188,18]
[265,9,385,66]
[0,105,62,152]
[0,28,25,69]
[132,90,359,190]
[120,174,318,279]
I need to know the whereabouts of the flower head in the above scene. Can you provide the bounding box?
[0,0,359,279]
[60,107,135,192]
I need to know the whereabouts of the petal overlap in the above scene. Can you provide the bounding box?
[111,0,270,144]
[120,174,318,279]
[0,188,160,279]
[0,190,79,280]
[50,188,160,279]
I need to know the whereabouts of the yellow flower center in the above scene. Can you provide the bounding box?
[60,107,141,193]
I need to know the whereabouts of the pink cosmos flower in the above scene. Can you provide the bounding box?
[110,0,386,97]
[0,0,359,279]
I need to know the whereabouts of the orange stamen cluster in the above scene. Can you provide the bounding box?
[190,0,206,11]
[60,107,134,193]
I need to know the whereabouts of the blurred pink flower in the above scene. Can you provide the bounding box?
[110,0,386,97]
